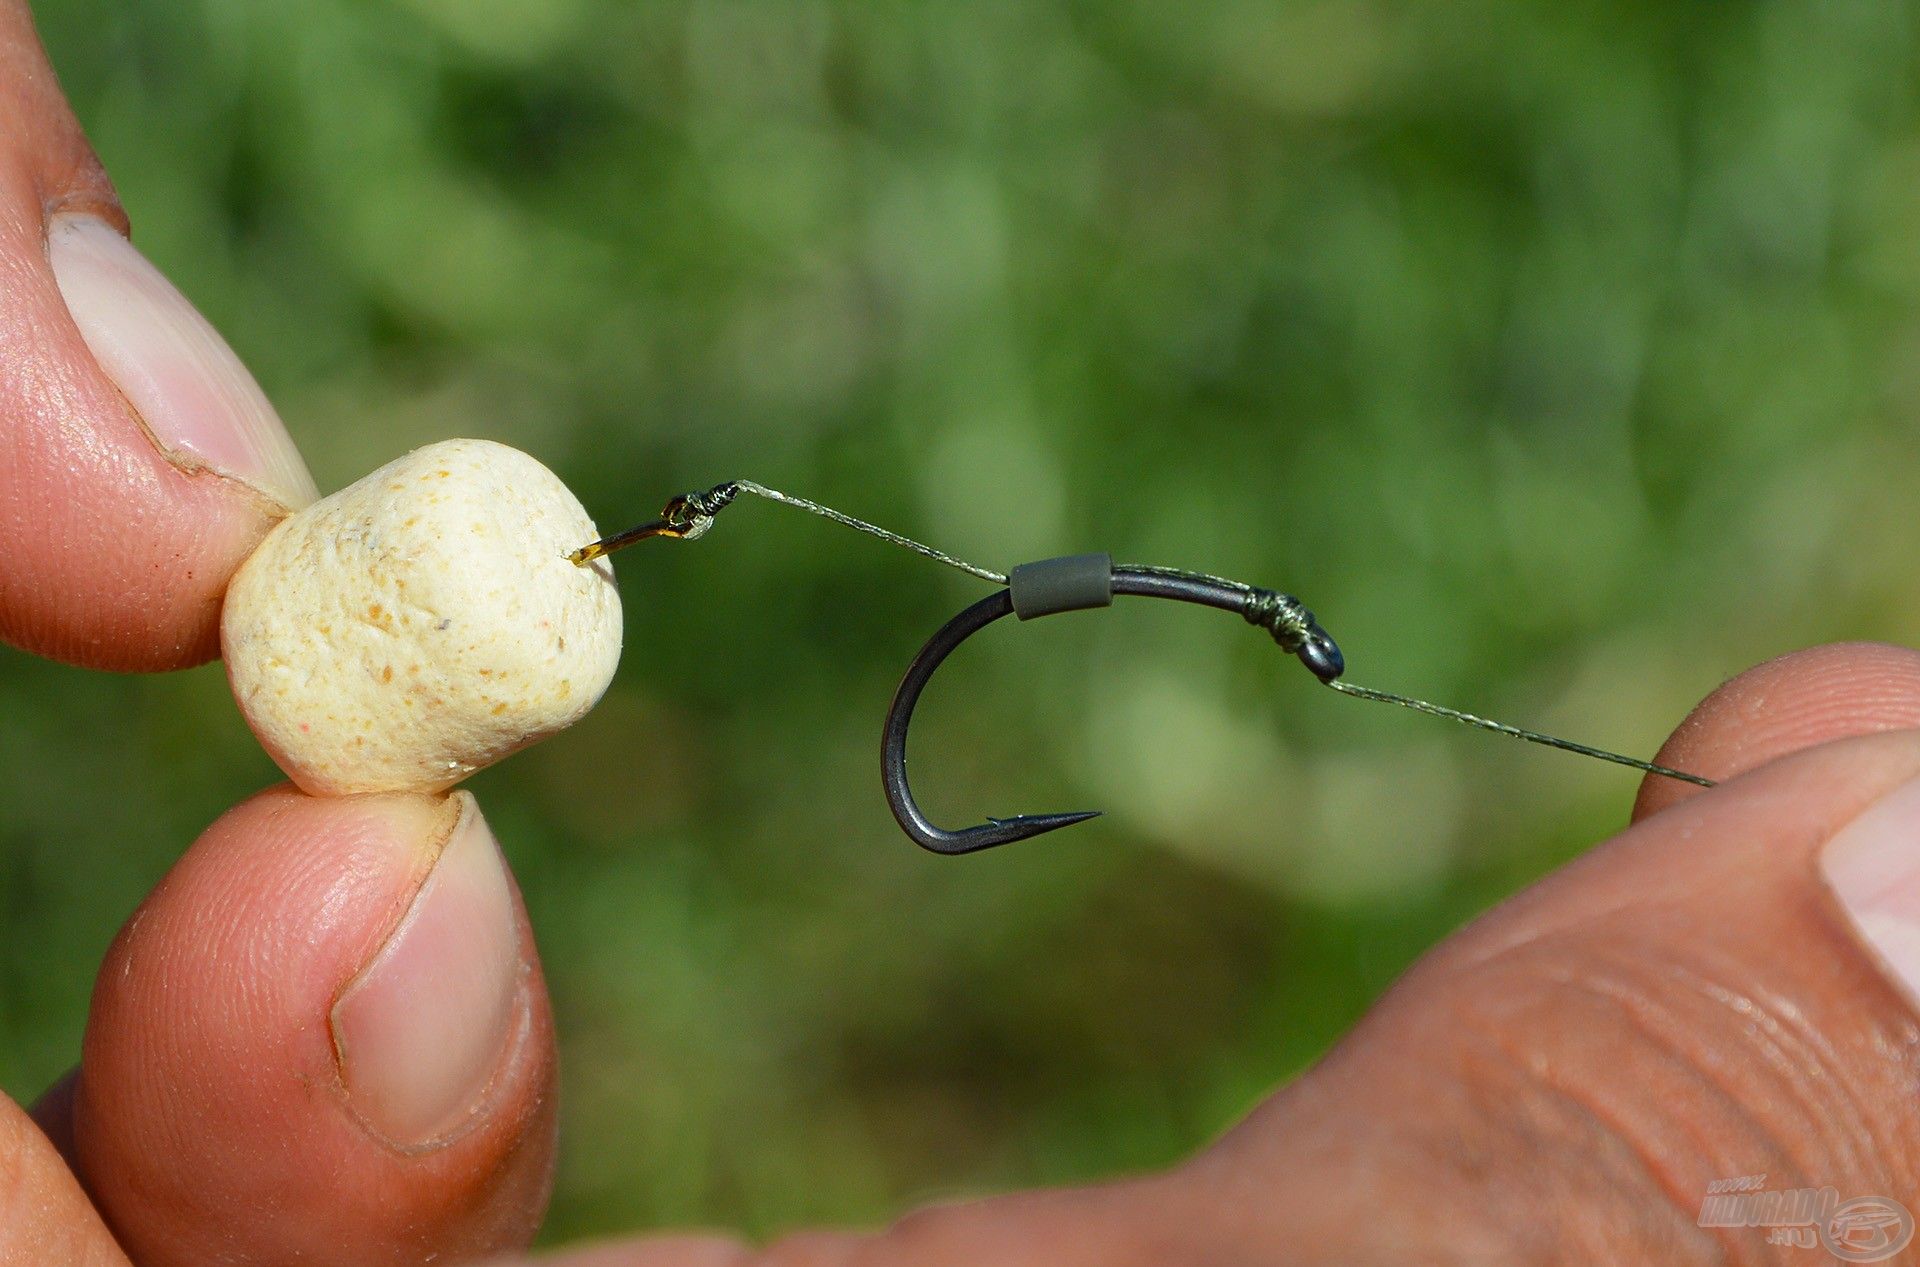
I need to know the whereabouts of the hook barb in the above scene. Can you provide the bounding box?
[882,563,1340,855]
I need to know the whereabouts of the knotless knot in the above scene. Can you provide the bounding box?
[1240,588,1313,651]
[1241,587,1345,682]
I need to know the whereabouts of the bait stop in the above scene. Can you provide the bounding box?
[575,479,1714,855]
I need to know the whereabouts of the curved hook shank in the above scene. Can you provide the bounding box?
[882,564,1342,855]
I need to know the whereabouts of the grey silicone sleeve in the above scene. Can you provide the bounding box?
[1007,553,1115,620]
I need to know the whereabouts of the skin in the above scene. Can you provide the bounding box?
[3,3,1919,1262]
[0,6,271,671]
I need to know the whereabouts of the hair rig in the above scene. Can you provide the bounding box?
[573,481,1714,855]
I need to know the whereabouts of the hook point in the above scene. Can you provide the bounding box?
[989,810,1102,833]
[904,809,1102,856]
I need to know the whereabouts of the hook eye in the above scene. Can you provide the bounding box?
[1298,627,1344,681]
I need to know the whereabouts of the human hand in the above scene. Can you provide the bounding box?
[8,2,1920,1263]
[0,5,556,1262]
[487,643,1920,1266]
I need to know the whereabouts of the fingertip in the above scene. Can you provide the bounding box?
[74,786,557,1266]
[1633,642,1920,821]
[0,5,315,671]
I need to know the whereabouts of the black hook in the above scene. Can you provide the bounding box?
[882,553,1344,855]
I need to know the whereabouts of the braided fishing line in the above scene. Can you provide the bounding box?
[575,482,1714,793]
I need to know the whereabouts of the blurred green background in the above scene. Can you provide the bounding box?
[5,0,1918,1244]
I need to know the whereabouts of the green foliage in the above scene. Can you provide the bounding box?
[6,0,1918,1242]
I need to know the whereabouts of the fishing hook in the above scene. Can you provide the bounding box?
[575,483,1713,858]
[881,553,1344,855]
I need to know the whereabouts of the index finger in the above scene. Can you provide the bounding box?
[0,0,314,672]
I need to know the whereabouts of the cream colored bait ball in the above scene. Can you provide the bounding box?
[222,438,621,796]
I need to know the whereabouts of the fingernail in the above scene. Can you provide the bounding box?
[331,793,522,1149]
[47,213,318,512]
[1821,774,1920,1005]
